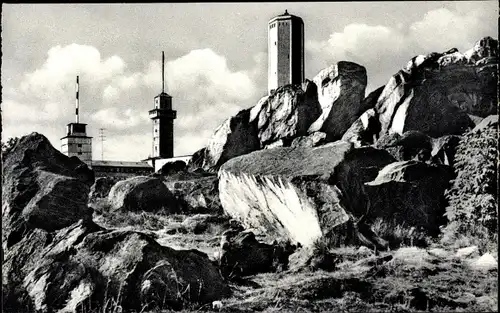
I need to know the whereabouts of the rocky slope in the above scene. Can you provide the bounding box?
[2,37,498,313]
[344,36,498,147]
[2,133,230,313]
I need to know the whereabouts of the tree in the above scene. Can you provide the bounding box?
[1,137,19,160]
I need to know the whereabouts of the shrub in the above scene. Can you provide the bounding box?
[442,121,497,248]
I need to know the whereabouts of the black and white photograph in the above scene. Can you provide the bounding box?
[1,2,498,312]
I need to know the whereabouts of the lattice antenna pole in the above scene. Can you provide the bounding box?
[99,128,106,161]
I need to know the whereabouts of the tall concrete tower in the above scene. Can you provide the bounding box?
[61,76,92,165]
[149,51,176,158]
[268,10,305,94]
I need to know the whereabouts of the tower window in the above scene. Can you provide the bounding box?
[78,144,82,147]
[274,41,277,46]
[78,152,82,155]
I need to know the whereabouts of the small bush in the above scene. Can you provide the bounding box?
[442,122,497,249]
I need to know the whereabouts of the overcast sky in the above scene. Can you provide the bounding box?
[1,2,497,161]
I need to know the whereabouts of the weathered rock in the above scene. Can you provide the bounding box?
[331,147,397,219]
[218,230,297,278]
[200,82,322,170]
[341,108,381,147]
[107,176,179,213]
[455,246,480,259]
[158,160,187,175]
[375,131,433,162]
[291,132,327,148]
[187,147,207,171]
[364,160,454,235]
[463,36,498,64]
[181,214,230,234]
[471,114,498,132]
[430,135,461,166]
[162,172,222,214]
[3,220,231,312]
[347,38,497,144]
[2,133,94,249]
[219,141,352,245]
[308,62,368,141]
[202,108,261,170]
[470,252,498,271]
[218,141,400,248]
[250,81,322,146]
[88,177,121,207]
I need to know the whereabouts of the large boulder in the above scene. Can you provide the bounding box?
[218,230,297,278]
[344,37,497,145]
[162,171,222,214]
[218,141,397,247]
[250,80,322,147]
[201,108,261,171]
[364,160,454,235]
[2,133,94,249]
[308,62,368,141]
[199,81,322,170]
[3,220,231,312]
[88,177,121,208]
[107,176,180,213]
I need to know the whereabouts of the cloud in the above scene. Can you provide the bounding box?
[409,6,498,51]
[142,48,257,102]
[95,133,150,161]
[91,108,149,130]
[2,99,61,122]
[20,44,125,99]
[306,6,498,92]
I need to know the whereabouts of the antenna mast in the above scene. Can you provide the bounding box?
[99,128,106,160]
[75,75,80,123]
[162,51,165,93]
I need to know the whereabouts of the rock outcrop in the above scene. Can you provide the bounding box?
[88,177,121,208]
[107,176,180,213]
[162,171,223,214]
[198,82,322,170]
[201,108,261,171]
[344,37,497,145]
[291,131,327,148]
[218,141,403,247]
[219,141,352,247]
[251,81,322,147]
[2,133,94,248]
[218,230,297,278]
[3,220,231,312]
[308,62,368,141]
[363,161,454,235]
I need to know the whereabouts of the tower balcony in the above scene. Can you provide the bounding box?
[149,108,177,119]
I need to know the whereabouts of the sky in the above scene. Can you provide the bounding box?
[1,2,498,161]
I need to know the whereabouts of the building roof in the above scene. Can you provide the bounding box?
[269,10,303,23]
[91,160,153,168]
[156,91,172,98]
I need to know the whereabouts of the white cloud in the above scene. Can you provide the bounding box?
[20,44,125,98]
[103,85,120,103]
[409,6,497,51]
[174,128,215,156]
[91,108,149,130]
[101,133,151,161]
[306,6,498,92]
[143,48,257,101]
[2,99,61,122]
